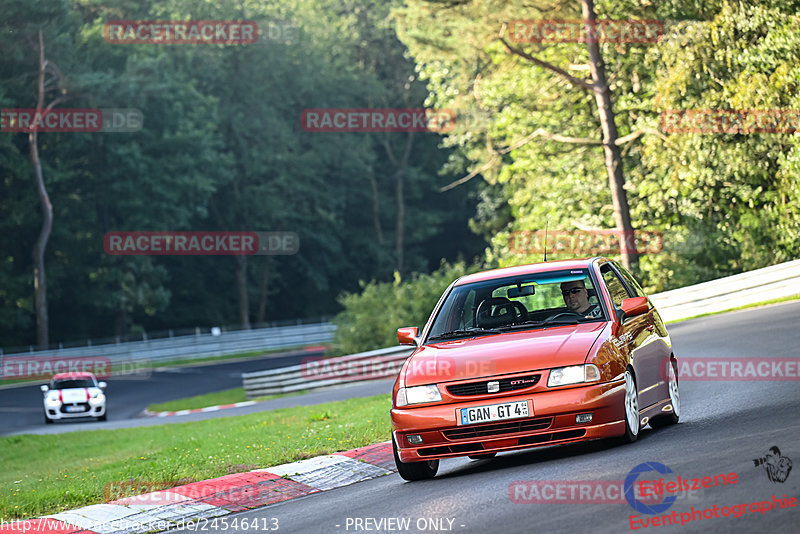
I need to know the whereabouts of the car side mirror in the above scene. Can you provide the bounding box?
[397,327,419,346]
[620,297,649,318]
[98,382,107,389]
[40,385,49,392]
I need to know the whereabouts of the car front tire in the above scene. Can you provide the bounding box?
[393,435,438,481]
[44,412,53,424]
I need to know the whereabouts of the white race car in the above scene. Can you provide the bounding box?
[41,372,107,423]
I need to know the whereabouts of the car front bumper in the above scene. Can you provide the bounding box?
[391,379,625,462]
[44,402,105,420]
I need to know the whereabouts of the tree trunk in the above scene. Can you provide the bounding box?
[31,30,52,348]
[256,258,270,325]
[367,167,384,244]
[395,170,404,275]
[581,0,638,272]
[235,254,251,329]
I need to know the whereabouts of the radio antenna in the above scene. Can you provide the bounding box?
[543,219,549,262]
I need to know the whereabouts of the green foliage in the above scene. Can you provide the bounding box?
[0,0,484,347]
[332,261,479,353]
[394,0,800,295]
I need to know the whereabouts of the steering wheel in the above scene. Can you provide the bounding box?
[544,311,584,322]
[508,301,527,322]
[477,298,526,326]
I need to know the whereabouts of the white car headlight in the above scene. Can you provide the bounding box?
[395,385,442,407]
[89,393,106,404]
[45,393,60,406]
[547,364,601,387]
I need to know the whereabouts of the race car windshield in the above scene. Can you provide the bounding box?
[52,379,95,389]
[426,269,604,341]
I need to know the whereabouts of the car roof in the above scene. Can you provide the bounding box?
[52,372,96,380]
[454,258,601,286]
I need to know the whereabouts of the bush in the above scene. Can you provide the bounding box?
[332,261,479,354]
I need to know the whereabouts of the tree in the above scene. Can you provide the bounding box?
[395,0,650,271]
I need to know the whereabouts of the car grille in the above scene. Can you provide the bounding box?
[446,374,540,396]
[443,417,553,440]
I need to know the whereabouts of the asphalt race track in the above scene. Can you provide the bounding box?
[173,301,798,534]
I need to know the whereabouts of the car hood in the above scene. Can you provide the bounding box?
[51,387,92,403]
[404,322,606,387]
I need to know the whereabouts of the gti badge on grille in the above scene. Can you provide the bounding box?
[487,380,500,393]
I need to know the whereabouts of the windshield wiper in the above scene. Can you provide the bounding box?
[497,316,582,330]
[542,317,580,326]
[427,328,503,341]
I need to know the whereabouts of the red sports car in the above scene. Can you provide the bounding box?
[391,258,680,480]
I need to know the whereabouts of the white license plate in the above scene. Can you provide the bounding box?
[65,405,85,413]
[459,400,529,425]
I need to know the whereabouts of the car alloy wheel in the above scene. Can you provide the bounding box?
[620,369,640,443]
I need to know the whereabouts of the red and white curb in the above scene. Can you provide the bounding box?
[0,442,395,534]
[141,401,257,418]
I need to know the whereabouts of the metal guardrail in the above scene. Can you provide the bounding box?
[649,258,800,323]
[242,346,412,398]
[0,322,336,376]
[242,259,800,398]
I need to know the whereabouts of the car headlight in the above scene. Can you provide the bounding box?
[89,394,105,404]
[45,393,60,406]
[395,385,442,407]
[547,364,601,387]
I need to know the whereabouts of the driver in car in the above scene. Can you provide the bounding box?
[560,280,602,319]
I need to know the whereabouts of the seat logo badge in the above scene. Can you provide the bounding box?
[487,381,500,393]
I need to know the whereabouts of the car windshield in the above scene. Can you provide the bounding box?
[52,379,95,389]
[426,269,605,342]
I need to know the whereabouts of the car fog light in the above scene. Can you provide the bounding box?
[407,434,424,444]
[575,413,593,424]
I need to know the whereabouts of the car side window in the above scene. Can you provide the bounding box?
[613,261,647,298]
[600,264,632,308]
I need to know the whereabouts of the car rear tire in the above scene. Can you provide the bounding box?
[649,359,680,429]
[468,453,497,460]
[393,435,438,481]
[618,369,640,443]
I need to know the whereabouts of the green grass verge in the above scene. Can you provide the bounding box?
[0,394,391,520]
[665,293,800,324]
[147,387,308,413]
